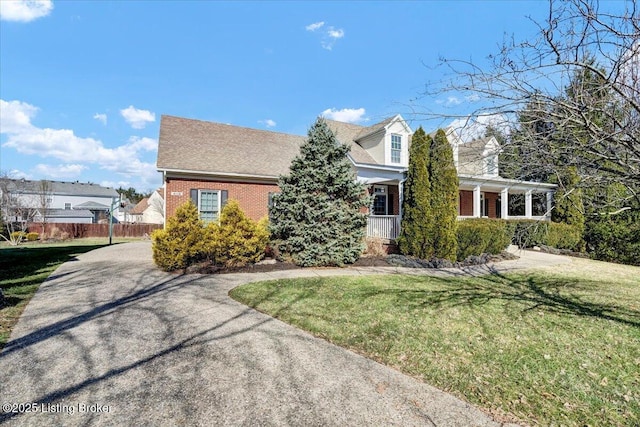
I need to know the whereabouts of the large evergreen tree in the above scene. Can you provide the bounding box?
[269,118,371,266]
[397,127,433,258]
[429,129,459,261]
[551,166,585,229]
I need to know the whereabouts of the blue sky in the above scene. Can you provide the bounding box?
[0,0,550,192]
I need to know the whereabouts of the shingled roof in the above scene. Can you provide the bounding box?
[157,115,394,177]
[3,179,118,198]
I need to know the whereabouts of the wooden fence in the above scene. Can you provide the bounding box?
[27,223,162,238]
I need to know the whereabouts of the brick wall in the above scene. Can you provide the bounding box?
[459,190,473,216]
[485,192,499,218]
[166,178,279,221]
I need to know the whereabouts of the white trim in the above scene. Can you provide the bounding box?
[159,168,278,181]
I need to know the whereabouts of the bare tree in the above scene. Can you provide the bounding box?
[0,174,38,245]
[420,0,639,210]
[37,179,52,236]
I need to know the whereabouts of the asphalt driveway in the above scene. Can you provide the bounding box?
[0,242,536,426]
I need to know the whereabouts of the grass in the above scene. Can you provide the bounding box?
[0,238,138,348]
[230,258,640,426]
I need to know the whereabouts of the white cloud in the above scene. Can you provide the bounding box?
[100,180,131,189]
[0,99,38,133]
[305,21,324,31]
[449,114,511,142]
[1,98,159,184]
[259,119,276,128]
[447,96,462,106]
[306,20,345,50]
[120,105,155,129]
[35,163,87,178]
[321,26,345,50]
[321,107,366,123]
[6,169,31,180]
[327,27,344,39]
[466,94,481,102]
[93,113,107,125]
[0,0,53,22]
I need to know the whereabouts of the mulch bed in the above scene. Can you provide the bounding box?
[184,251,518,275]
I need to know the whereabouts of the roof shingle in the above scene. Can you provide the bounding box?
[157,115,396,177]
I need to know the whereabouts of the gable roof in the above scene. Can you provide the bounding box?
[130,198,149,215]
[157,115,401,177]
[3,179,118,198]
[157,115,305,178]
[323,119,378,164]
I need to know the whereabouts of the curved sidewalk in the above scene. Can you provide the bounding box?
[0,242,565,426]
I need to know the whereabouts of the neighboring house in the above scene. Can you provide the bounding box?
[34,208,94,224]
[156,114,556,239]
[0,179,119,224]
[130,188,164,224]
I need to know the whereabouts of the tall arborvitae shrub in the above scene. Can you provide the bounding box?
[397,127,434,259]
[552,167,585,230]
[429,129,459,261]
[269,117,371,266]
[152,201,205,271]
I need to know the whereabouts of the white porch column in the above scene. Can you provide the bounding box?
[473,185,481,218]
[546,191,553,220]
[501,188,509,219]
[398,180,404,221]
[525,190,533,219]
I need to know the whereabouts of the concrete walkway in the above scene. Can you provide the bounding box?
[0,242,569,426]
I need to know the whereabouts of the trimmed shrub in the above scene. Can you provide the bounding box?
[26,232,39,241]
[511,219,583,252]
[545,222,583,251]
[152,201,205,272]
[456,219,513,261]
[208,200,269,267]
[511,220,547,248]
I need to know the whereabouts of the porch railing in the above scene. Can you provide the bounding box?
[367,215,401,240]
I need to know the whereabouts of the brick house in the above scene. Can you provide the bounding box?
[156,115,556,239]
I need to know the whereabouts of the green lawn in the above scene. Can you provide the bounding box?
[230,258,640,426]
[0,238,136,348]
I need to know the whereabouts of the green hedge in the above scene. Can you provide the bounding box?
[26,232,39,241]
[510,220,584,252]
[456,219,513,261]
[584,210,640,266]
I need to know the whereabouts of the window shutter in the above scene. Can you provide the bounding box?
[221,190,228,207]
[190,189,198,206]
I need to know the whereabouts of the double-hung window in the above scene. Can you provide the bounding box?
[198,190,220,223]
[485,155,498,176]
[391,134,402,164]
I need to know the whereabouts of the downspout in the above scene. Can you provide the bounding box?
[163,171,167,229]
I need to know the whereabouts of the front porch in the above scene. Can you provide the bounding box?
[457,175,557,221]
[365,177,557,241]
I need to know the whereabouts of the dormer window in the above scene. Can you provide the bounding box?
[391,134,402,163]
[485,155,498,176]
